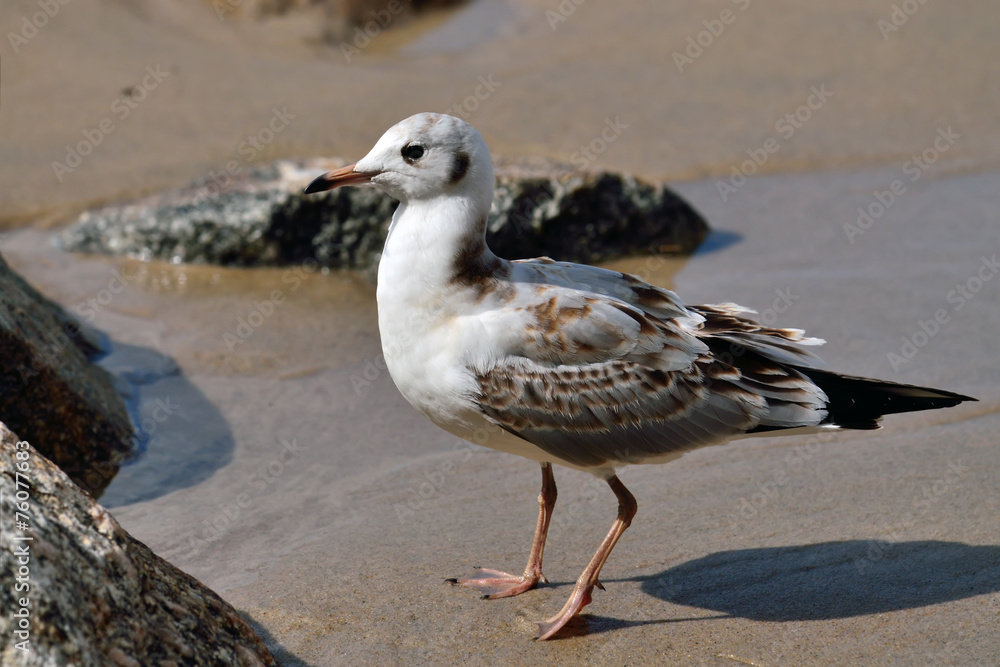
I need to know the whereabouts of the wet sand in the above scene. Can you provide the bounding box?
[3,0,1000,663]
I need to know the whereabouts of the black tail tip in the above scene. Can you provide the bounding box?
[798,368,977,428]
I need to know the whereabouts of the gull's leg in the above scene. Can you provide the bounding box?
[447,462,557,598]
[535,474,637,640]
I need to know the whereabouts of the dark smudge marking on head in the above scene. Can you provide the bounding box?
[448,151,471,186]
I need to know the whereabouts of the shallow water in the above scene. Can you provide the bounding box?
[6,231,381,377]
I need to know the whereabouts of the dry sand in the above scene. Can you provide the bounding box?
[3,0,1000,225]
[3,0,1000,664]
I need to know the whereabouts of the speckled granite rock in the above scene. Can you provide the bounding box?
[487,156,707,266]
[59,157,708,275]
[0,253,132,497]
[0,422,277,666]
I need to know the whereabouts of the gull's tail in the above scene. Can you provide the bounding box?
[795,368,977,430]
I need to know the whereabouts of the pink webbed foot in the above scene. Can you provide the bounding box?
[446,567,545,599]
[534,582,596,640]
[448,463,557,601]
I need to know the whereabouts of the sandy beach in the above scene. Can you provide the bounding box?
[4,0,1000,225]
[3,0,999,663]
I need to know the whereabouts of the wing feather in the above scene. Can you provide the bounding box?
[475,356,769,467]
[470,262,831,468]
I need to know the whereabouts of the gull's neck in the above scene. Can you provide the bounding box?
[377,193,503,308]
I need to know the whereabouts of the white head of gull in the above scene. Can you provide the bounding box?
[305,112,975,640]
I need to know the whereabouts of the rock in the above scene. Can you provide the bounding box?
[0,253,133,497]
[211,0,466,45]
[0,422,277,666]
[487,156,708,265]
[59,157,709,276]
[318,0,467,43]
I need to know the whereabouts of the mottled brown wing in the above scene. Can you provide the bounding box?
[503,287,710,370]
[475,267,830,468]
[689,303,825,367]
[476,353,812,468]
[474,305,830,468]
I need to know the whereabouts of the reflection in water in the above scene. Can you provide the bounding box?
[692,229,743,256]
[98,343,235,508]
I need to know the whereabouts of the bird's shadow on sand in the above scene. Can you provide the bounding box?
[550,540,1000,638]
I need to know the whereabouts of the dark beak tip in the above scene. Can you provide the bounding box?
[304,175,331,195]
[304,163,369,194]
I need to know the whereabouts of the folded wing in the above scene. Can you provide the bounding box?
[472,264,831,468]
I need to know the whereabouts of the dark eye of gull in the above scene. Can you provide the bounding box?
[401,144,426,163]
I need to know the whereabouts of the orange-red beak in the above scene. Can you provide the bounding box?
[304,163,375,194]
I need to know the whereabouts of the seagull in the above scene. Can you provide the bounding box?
[305,112,976,640]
